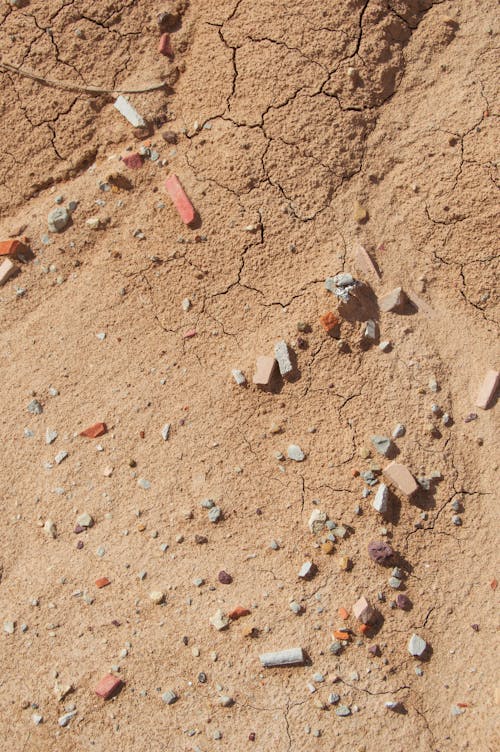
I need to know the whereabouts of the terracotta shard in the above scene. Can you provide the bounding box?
[165,174,196,225]
[0,239,28,257]
[95,674,123,700]
[353,242,380,280]
[80,422,107,439]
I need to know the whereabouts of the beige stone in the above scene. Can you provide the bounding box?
[352,242,380,280]
[476,369,499,409]
[378,287,406,312]
[352,596,375,624]
[252,355,276,386]
[0,258,16,286]
[383,461,418,496]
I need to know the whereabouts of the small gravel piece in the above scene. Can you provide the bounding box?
[231,369,246,385]
[371,435,392,456]
[210,609,229,630]
[208,506,222,523]
[45,428,58,445]
[298,561,315,579]
[58,710,77,727]
[218,570,232,584]
[408,633,427,657]
[392,423,405,438]
[28,399,43,415]
[335,705,351,717]
[48,207,70,233]
[161,424,171,441]
[162,690,177,705]
[219,696,233,707]
[368,540,393,564]
[287,444,305,461]
[274,340,293,376]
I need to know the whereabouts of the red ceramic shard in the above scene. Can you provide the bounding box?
[80,422,107,438]
[165,174,196,225]
[95,674,122,700]
[0,239,28,257]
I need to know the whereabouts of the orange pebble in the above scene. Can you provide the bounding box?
[338,607,349,620]
[95,577,110,589]
[333,630,350,641]
[351,468,360,477]
[491,579,498,590]
[358,623,370,635]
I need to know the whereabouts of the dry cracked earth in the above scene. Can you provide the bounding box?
[0,1,498,750]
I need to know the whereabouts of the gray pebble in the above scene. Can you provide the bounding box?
[27,399,43,415]
[162,690,177,705]
[48,207,70,233]
[335,705,351,717]
[208,506,222,523]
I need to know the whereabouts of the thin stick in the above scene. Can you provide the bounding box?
[0,60,166,95]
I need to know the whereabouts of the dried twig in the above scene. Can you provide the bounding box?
[0,60,166,95]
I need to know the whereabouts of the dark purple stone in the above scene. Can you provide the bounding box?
[368,644,381,656]
[76,540,84,550]
[368,540,394,564]
[218,570,232,585]
[396,593,412,610]
[74,524,84,534]
[464,413,478,423]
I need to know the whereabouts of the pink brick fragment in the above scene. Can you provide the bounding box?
[252,356,276,386]
[383,461,418,497]
[183,328,197,339]
[476,369,499,410]
[158,33,174,57]
[95,674,122,700]
[122,152,143,169]
[352,596,376,624]
[165,174,196,225]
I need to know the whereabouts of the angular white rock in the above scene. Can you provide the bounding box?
[287,444,305,461]
[259,647,304,667]
[373,483,389,514]
[161,424,171,441]
[408,633,427,657]
[114,95,146,127]
[231,369,246,385]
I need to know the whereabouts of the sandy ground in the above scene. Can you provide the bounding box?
[0,1,498,750]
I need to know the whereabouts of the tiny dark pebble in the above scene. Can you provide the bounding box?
[471,624,479,632]
[179,418,185,426]
[296,336,307,349]
[111,620,121,627]
[368,644,381,657]
[198,672,207,683]
[162,130,178,144]
[74,524,85,534]
[195,534,208,545]
[218,570,232,584]
[249,732,256,741]
[396,593,412,610]
[76,540,84,550]
[129,459,137,467]
[255,508,262,515]
[139,430,145,439]
[368,540,394,565]
[182,635,189,645]
[464,413,477,423]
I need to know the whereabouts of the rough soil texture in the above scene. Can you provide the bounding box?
[0,1,499,750]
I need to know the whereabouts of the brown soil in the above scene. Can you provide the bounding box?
[0,1,498,751]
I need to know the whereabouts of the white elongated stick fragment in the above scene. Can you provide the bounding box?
[114,95,146,127]
[259,648,304,667]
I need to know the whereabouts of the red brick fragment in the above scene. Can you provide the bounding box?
[158,32,174,57]
[95,577,110,589]
[165,174,196,225]
[122,152,143,169]
[228,606,250,620]
[95,674,123,700]
[80,422,107,439]
[0,239,28,257]
[319,311,339,333]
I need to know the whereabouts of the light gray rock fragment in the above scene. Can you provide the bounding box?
[161,424,171,441]
[274,340,292,376]
[28,399,43,415]
[287,444,305,461]
[48,207,70,233]
[231,369,246,385]
[371,435,392,456]
[373,483,389,514]
[408,633,427,657]
[45,428,58,445]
